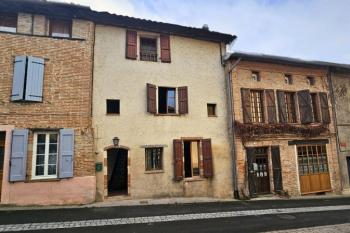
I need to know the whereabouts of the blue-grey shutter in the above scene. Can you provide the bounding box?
[9,129,29,182]
[11,56,27,101]
[25,56,45,102]
[59,129,74,178]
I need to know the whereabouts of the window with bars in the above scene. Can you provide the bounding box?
[250,90,264,123]
[297,145,329,175]
[145,147,163,171]
[284,92,297,123]
[140,37,157,62]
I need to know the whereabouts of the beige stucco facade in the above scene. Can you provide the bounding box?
[93,25,233,201]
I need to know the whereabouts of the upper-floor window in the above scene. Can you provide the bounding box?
[207,103,217,117]
[250,90,264,123]
[0,13,17,33]
[140,37,157,62]
[106,99,120,114]
[158,87,176,114]
[49,19,71,38]
[307,76,315,86]
[251,71,260,82]
[310,93,320,122]
[284,74,293,85]
[284,92,297,123]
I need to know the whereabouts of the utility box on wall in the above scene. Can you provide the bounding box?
[95,162,103,172]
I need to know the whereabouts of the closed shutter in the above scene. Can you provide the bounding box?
[11,56,27,101]
[319,92,330,124]
[160,35,171,63]
[265,90,277,123]
[126,30,137,59]
[297,90,313,124]
[25,56,45,102]
[59,129,74,178]
[178,86,188,114]
[277,91,287,123]
[271,146,283,192]
[241,88,251,123]
[173,139,183,181]
[246,147,256,196]
[202,139,213,178]
[9,129,29,182]
[147,83,157,114]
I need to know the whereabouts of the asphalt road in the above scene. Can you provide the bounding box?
[0,197,349,232]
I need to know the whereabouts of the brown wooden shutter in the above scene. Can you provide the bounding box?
[277,91,286,123]
[147,83,156,114]
[246,147,256,196]
[173,139,183,181]
[319,92,330,124]
[160,35,171,63]
[271,146,283,192]
[178,86,188,114]
[241,88,252,123]
[297,90,313,124]
[202,139,213,178]
[126,30,137,59]
[265,90,277,123]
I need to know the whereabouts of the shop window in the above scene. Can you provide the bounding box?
[297,145,328,175]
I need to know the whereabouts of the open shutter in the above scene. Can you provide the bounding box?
[202,139,213,178]
[125,30,137,59]
[25,56,45,102]
[160,35,171,63]
[173,139,183,181]
[241,88,251,123]
[147,83,157,114]
[271,146,283,192]
[11,56,27,101]
[59,129,74,178]
[319,92,330,124]
[178,86,188,114]
[277,91,287,123]
[246,147,256,196]
[297,90,313,124]
[265,90,277,123]
[9,129,28,182]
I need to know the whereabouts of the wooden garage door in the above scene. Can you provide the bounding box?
[297,145,331,194]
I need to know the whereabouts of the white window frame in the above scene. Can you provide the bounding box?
[32,132,59,180]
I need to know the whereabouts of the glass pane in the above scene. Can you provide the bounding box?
[324,164,328,172]
[49,154,57,164]
[36,155,45,165]
[309,165,314,173]
[49,134,58,143]
[48,165,56,175]
[35,165,44,176]
[37,144,45,154]
[37,134,46,143]
[49,144,57,154]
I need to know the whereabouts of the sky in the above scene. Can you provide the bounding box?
[57,0,350,64]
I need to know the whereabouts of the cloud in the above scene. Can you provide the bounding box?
[54,0,350,63]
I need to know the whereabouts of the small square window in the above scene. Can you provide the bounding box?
[0,14,17,33]
[140,37,157,62]
[145,147,163,171]
[252,71,260,82]
[307,76,315,86]
[106,99,120,114]
[207,104,216,116]
[284,74,293,85]
[50,20,71,38]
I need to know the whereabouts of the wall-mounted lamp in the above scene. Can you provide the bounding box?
[112,137,120,147]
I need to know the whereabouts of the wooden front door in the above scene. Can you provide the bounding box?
[297,145,331,194]
[0,132,5,200]
[247,147,270,196]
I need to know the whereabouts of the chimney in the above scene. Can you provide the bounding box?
[202,24,209,31]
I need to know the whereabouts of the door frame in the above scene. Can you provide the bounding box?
[0,125,14,204]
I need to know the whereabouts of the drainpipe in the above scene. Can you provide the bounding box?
[327,66,343,192]
[226,58,241,199]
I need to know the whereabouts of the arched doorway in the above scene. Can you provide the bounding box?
[107,148,128,196]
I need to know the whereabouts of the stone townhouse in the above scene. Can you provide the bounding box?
[225,52,341,198]
[0,0,96,205]
[91,12,236,200]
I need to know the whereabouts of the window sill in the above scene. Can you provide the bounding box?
[106,113,120,116]
[0,31,85,41]
[154,113,181,116]
[26,177,60,183]
[208,115,217,117]
[184,177,205,182]
[145,170,164,174]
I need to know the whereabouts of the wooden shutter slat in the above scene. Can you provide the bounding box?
[297,90,313,124]
[160,35,171,63]
[319,92,330,124]
[178,86,188,114]
[202,139,213,178]
[277,91,287,123]
[9,129,28,182]
[271,146,283,192]
[265,89,277,123]
[147,83,157,114]
[126,30,137,59]
[241,88,252,123]
[173,139,183,181]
